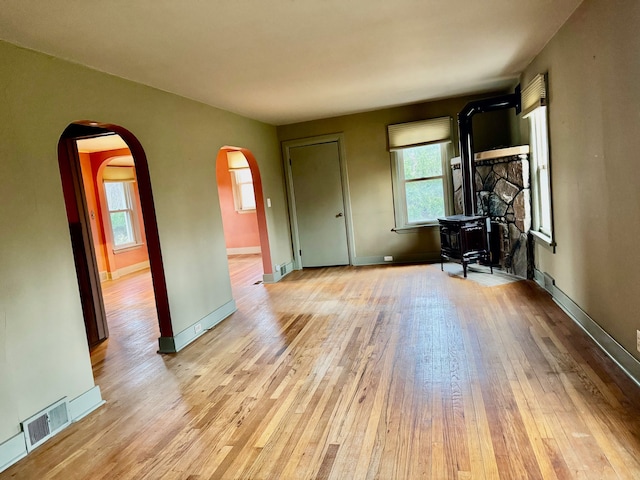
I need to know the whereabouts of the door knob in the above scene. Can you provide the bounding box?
[336,212,344,217]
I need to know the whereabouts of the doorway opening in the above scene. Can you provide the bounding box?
[57,122,173,360]
[215,147,272,289]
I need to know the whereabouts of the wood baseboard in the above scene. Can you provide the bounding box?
[227,247,261,255]
[0,433,27,474]
[158,299,237,353]
[534,269,640,388]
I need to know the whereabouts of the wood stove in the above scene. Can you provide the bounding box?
[438,215,492,278]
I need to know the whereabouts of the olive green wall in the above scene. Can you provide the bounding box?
[521,0,640,360]
[0,40,292,444]
[277,96,512,264]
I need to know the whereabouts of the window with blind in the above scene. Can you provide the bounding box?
[231,168,256,212]
[388,117,453,229]
[522,73,555,247]
[104,180,141,249]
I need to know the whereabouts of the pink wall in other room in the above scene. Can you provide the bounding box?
[79,147,150,277]
[216,154,260,249]
[79,152,107,272]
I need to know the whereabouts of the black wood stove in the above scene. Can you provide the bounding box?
[438,215,492,278]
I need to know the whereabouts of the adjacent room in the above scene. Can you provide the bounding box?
[1,0,639,478]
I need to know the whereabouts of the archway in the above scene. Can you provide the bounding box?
[58,121,173,350]
[215,147,272,280]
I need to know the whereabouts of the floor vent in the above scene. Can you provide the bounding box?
[21,398,70,452]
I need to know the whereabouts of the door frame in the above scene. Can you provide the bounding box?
[58,121,174,350]
[282,133,355,269]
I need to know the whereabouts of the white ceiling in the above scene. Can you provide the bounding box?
[0,0,582,125]
[76,134,128,153]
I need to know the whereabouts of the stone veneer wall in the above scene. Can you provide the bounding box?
[451,148,532,278]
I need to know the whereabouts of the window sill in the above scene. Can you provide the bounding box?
[530,230,556,253]
[113,243,144,254]
[391,223,439,234]
[235,209,256,215]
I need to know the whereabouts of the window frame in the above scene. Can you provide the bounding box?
[390,141,453,230]
[230,167,257,213]
[103,180,142,251]
[526,105,555,249]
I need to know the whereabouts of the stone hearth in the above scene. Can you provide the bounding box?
[451,146,532,278]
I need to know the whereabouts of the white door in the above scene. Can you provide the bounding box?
[289,141,350,267]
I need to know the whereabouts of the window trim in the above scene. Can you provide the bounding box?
[390,141,453,230]
[230,167,256,213]
[525,105,555,250]
[103,180,142,251]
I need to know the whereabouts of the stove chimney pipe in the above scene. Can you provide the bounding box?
[458,87,521,216]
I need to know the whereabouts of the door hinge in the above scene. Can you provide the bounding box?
[289,158,292,166]
[299,249,302,256]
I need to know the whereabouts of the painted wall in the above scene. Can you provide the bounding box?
[520,0,640,360]
[215,157,261,250]
[0,40,292,445]
[79,152,108,272]
[277,95,512,263]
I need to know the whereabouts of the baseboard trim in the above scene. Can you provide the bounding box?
[0,384,105,474]
[227,246,261,255]
[534,269,640,388]
[69,385,105,422]
[101,261,150,282]
[353,253,441,266]
[158,299,237,353]
[0,432,27,474]
[263,261,294,284]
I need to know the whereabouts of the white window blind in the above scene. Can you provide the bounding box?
[387,117,452,151]
[103,166,135,181]
[522,74,547,117]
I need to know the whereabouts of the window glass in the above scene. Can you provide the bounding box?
[529,107,553,241]
[392,142,451,228]
[104,181,138,248]
[105,182,127,211]
[405,178,445,223]
[232,168,256,212]
[402,145,443,179]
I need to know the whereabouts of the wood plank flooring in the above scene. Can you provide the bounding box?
[4,258,640,479]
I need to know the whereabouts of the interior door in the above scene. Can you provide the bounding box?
[58,132,109,347]
[289,141,349,267]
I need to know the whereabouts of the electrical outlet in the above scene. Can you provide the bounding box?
[194,323,202,334]
[384,256,393,262]
[637,330,640,353]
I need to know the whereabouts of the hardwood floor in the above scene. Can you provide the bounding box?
[4,259,640,479]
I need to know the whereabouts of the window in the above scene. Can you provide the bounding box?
[529,107,552,237]
[104,181,140,249]
[231,167,256,212]
[388,117,453,229]
[392,143,451,226]
[522,73,554,246]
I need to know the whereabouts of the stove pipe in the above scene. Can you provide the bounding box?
[458,87,521,216]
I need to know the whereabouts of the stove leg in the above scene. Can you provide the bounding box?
[463,262,468,278]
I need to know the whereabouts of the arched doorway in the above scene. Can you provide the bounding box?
[57,122,173,350]
[215,147,272,283]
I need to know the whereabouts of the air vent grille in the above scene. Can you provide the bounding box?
[26,415,49,447]
[21,398,71,452]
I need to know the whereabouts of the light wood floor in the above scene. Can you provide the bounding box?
[4,257,640,479]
